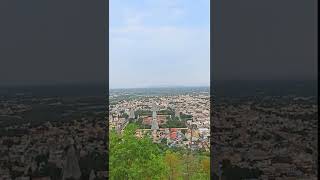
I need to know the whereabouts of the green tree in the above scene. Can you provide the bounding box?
[182,154,198,180]
[164,151,181,180]
[109,123,211,180]
[200,157,210,179]
[109,124,166,180]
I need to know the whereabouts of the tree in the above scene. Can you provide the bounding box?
[181,129,187,135]
[109,123,211,180]
[221,159,262,180]
[164,151,181,180]
[182,153,198,180]
[121,113,129,119]
[109,124,166,180]
[200,157,210,179]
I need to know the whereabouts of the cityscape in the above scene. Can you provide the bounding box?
[0,85,107,179]
[212,81,318,179]
[109,87,211,179]
[0,0,316,179]
[109,1,211,178]
[109,87,210,151]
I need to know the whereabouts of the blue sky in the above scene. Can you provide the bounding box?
[110,0,210,89]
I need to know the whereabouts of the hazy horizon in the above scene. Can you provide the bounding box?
[1,79,316,89]
[109,84,210,90]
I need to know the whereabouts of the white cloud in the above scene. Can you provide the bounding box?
[110,25,210,88]
[110,25,209,62]
[109,0,210,88]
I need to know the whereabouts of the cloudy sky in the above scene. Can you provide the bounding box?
[110,0,210,89]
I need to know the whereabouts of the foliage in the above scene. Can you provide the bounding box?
[120,113,129,119]
[221,159,263,180]
[133,117,151,129]
[161,117,187,128]
[109,124,166,179]
[164,151,181,179]
[158,109,175,117]
[40,163,62,180]
[180,113,193,120]
[79,151,108,178]
[201,157,210,175]
[109,124,210,180]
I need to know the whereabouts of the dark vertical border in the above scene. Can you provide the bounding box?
[210,0,215,179]
[316,0,319,177]
[106,0,110,178]
[210,0,224,179]
[210,0,318,179]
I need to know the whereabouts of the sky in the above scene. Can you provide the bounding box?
[109,0,210,89]
[0,0,315,87]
